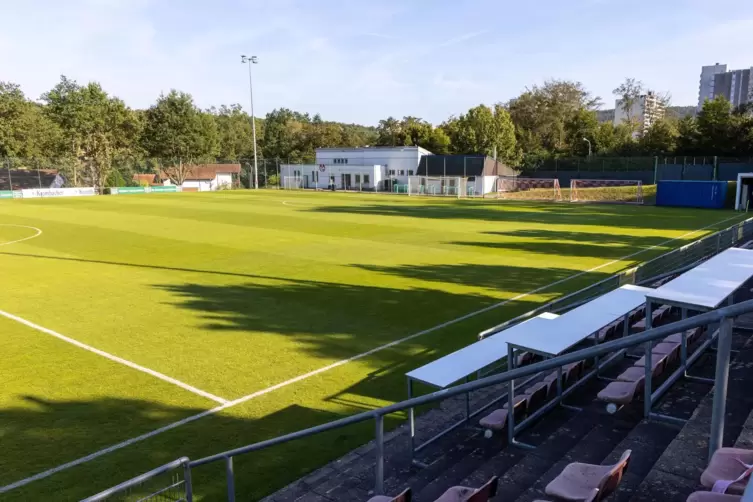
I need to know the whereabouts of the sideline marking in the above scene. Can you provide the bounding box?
[0,224,42,246]
[0,213,746,494]
[0,310,229,405]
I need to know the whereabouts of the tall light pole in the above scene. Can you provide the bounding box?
[241,55,259,189]
[583,137,592,158]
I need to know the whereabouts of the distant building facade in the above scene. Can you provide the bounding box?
[698,63,753,110]
[613,92,665,134]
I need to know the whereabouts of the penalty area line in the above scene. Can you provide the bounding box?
[0,213,745,494]
[0,310,229,405]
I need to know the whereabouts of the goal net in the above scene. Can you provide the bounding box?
[408,176,469,198]
[282,176,303,190]
[570,179,643,204]
[497,177,562,201]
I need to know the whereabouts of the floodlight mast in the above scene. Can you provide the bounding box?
[241,55,259,189]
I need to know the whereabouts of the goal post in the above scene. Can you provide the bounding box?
[569,179,644,204]
[496,176,562,201]
[408,176,468,198]
[282,176,303,190]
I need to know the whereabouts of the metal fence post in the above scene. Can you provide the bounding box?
[374,414,385,495]
[709,316,733,460]
[183,461,194,502]
[225,457,236,502]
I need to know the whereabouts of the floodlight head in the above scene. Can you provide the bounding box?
[251,56,258,64]
[241,55,247,63]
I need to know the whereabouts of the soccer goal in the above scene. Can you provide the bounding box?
[282,176,304,190]
[569,179,644,204]
[496,176,562,201]
[408,176,468,198]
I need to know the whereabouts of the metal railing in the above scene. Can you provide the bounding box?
[480,217,753,340]
[84,296,753,501]
[83,457,192,502]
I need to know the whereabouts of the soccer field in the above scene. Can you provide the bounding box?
[0,190,744,500]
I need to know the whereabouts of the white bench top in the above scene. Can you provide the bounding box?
[647,247,753,309]
[406,313,559,388]
[504,284,655,357]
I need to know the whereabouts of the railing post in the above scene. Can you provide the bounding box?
[183,461,194,502]
[226,457,236,502]
[709,316,733,460]
[374,414,385,495]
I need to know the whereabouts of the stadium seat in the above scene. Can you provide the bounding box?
[616,366,646,382]
[516,351,534,367]
[544,450,631,501]
[367,487,411,502]
[479,409,510,431]
[532,488,600,502]
[634,352,668,377]
[597,378,644,406]
[434,476,498,502]
[700,447,753,495]
[632,306,668,331]
[524,381,550,410]
[686,492,742,501]
[652,342,681,365]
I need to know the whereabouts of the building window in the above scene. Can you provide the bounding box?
[408,170,414,176]
[333,158,349,164]
[399,170,405,176]
[389,169,395,175]
[364,174,370,184]
[355,174,361,183]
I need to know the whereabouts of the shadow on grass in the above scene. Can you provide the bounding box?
[153,263,608,362]
[307,200,723,231]
[0,396,396,501]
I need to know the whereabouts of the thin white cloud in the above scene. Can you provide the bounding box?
[437,30,488,48]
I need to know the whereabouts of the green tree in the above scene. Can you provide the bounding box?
[639,119,678,155]
[42,75,140,187]
[612,77,644,133]
[508,79,600,156]
[564,108,599,156]
[142,90,219,183]
[0,82,64,160]
[263,108,312,162]
[443,104,518,163]
[212,104,261,160]
[675,116,700,155]
[696,96,735,154]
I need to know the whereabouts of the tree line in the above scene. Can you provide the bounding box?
[1,75,752,186]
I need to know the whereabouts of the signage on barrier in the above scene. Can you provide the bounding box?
[20,187,97,198]
[0,191,14,199]
[150,186,179,193]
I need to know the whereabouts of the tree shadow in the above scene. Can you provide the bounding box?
[0,395,393,502]
[153,263,564,364]
[307,200,722,231]
[355,262,591,291]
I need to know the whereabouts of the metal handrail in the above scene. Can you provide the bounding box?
[84,298,753,501]
[188,299,753,488]
[83,457,192,502]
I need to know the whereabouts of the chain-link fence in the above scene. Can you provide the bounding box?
[480,216,753,339]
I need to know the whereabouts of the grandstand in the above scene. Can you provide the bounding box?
[82,219,753,502]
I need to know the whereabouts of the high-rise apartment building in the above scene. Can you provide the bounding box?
[613,91,665,134]
[698,63,753,110]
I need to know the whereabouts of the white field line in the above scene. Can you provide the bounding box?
[0,310,228,405]
[0,225,42,246]
[0,213,745,494]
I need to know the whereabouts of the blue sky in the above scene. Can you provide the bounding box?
[1,0,752,125]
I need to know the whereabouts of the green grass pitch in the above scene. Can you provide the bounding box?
[0,190,744,500]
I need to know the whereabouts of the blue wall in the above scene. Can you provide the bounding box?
[656,180,728,209]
